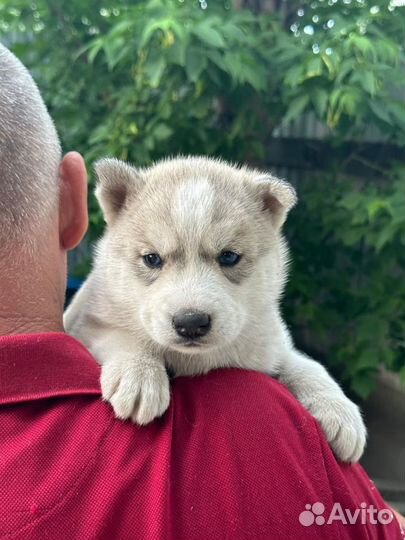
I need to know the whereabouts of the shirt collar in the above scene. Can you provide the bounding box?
[0,333,101,405]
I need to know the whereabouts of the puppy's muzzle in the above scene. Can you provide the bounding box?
[172,311,211,340]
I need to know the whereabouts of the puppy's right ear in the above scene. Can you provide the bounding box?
[94,158,144,224]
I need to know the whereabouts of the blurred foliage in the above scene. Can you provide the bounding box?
[285,166,405,398]
[1,0,404,397]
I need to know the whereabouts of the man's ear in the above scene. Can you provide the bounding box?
[94,158,144,224]
[59,152,88,250]
[253,173,297,229]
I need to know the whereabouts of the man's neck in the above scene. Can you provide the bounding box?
[0,260,65,336]
[0,314,63,336]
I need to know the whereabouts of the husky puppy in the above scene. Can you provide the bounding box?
[64,156,366,462]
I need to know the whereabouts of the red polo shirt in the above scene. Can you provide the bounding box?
[0,333,401,540]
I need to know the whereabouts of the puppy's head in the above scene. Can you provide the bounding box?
[95,156,296,354]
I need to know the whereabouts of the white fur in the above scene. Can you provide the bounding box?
[173,178,214,233]
[64,156,366,463]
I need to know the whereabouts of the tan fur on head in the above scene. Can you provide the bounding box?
[95,155,297,231]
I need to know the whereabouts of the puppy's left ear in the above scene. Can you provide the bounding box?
[94,158,144,224]
[254,174,297,229]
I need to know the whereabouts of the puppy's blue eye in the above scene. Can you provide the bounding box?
[143,253,163,269]
[218,251,241,267]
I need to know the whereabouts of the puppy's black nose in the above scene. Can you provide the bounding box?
[172,311,211,339]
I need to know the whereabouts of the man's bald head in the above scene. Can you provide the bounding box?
[0,44,88,335]
[0,43,61,251]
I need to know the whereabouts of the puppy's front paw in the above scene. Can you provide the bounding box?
[101,361,170,425]
[308,395,367,463]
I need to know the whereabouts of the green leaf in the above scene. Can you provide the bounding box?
[321,53,336,77]
[387,101,405,131]
[347,34,376,61]
[374,39,398,64]
[284,65,303,87]
[185,48,207,83]
[345,349,379,376]
[167,39,187,67]
[368,100,391,123]
[284,95,309,123]
[329,88,342,111]
[312,89,328,118]
[350,373,376,400]
[222,22,246,43]
[101,37,126,70]
[340,90,360,117]
[87,38,104,63]
[358,71,377,96]
[153,123,173,140]
[305,57,323,79]
[239,60,267,91]
[144,55,166,87]
[127,122,139,136]
[206,49,226,71]
[273,44,301,64]
[144,136,155,151]
[374,225,397,252]
[140,18,170,48]
[336,59,356,84]
[367,199,390,220]
[192,21,226,48]
[109,19,134,38]
[339,193,365,211]
[340,228,364,247]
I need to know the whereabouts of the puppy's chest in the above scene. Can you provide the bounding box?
[163,350,225,377]
[162,342,273,377]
